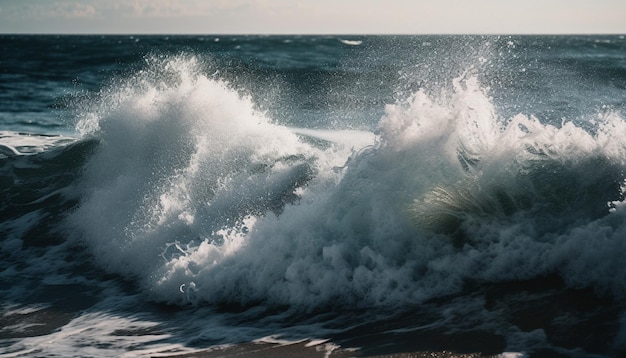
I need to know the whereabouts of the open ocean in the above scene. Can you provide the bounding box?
[1,35,626,357]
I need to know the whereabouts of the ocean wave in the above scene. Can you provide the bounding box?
[53,56,626,312]
[339,39,363,46]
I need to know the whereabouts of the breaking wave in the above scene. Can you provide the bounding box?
[58,56,626,312]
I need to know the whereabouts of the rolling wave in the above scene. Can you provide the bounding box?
[48,57,626,311]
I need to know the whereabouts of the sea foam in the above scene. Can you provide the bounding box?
[66,56,626,311]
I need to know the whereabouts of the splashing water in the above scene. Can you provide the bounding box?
[63,56,626,316]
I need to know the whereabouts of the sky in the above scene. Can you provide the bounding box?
[0,0,625,34]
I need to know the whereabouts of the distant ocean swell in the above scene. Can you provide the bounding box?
[12,54,616,316]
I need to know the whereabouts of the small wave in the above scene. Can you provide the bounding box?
[0,131,75,157]
[339,39,363,46]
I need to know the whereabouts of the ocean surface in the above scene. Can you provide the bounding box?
[1,35,626,357]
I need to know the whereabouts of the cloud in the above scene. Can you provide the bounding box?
[53,2,97,18]
[104,0,314,19]
[110,0,206,18]
[105,0,271,18]
[0,1,96,19]
[3,0,219,20]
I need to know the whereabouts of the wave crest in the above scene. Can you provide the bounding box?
[66,61,626,309]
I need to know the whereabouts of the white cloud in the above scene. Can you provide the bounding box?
[110,0,204,18]
[105,0,265,18]
[53,2,97,18]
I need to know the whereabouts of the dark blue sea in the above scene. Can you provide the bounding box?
[1,35,626,357]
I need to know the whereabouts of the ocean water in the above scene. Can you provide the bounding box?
[1,34,626,357]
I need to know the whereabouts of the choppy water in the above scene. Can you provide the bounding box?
[2,35,626,357]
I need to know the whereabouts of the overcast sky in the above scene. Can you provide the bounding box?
[0,0,625,34]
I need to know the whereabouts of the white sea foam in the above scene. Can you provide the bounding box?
[339,39,363,46]
[0,308,195,357]
[66,56,360,305]
[0,131,74,157]
[65,56,626,313]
